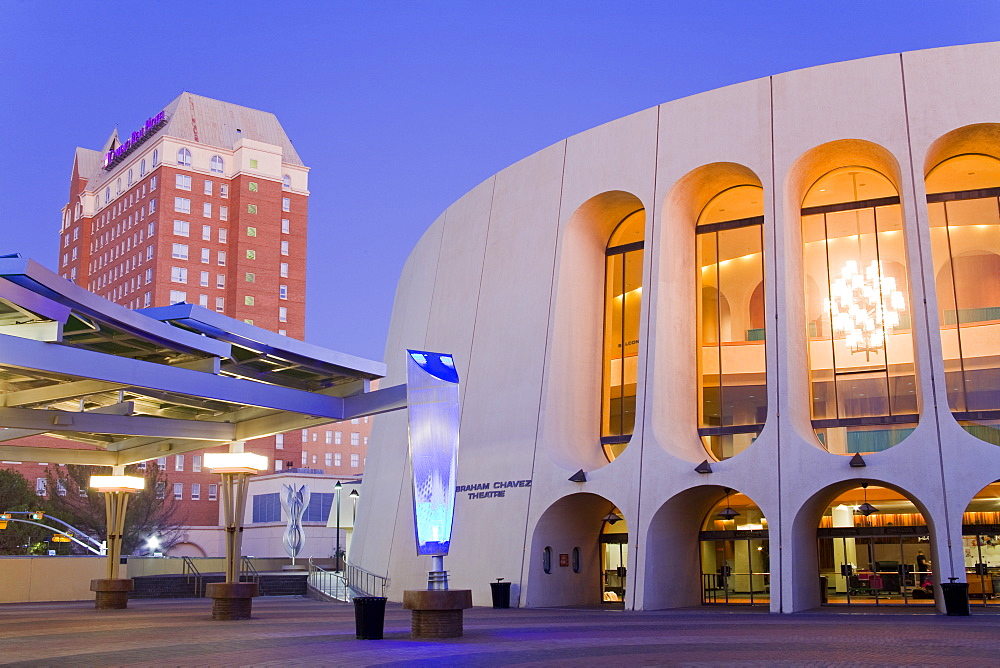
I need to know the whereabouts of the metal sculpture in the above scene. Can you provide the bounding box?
[280,483,311,565]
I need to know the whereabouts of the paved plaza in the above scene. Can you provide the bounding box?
[2,598,1000,666]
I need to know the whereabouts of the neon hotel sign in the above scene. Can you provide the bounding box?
[103,110,168,170]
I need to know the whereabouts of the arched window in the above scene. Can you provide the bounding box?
[282,174,291,188]
[210,155,224,173]
[801,167,918,453]
[177,147,192,166]
[116,178,122,195]
[152,149,159,166]
[926,153,1000,445]
[602,208,644,461]
[127,169,133,186]
[140,159,146,176]
[104,187,110,205]
[697,185,767,460]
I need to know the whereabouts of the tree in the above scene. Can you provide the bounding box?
[44,463,187,555]
[0,468,49,554]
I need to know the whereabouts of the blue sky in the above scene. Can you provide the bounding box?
[1,2,997,362]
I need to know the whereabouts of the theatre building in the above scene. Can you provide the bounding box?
[349,42,1000,613]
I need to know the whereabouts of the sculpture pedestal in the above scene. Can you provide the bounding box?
[206,582,259,620]
[90,578,133,610]
[402,589,473,638]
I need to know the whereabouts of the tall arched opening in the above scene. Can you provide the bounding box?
[527,493,628,608]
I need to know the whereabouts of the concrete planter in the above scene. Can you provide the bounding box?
[205,582,259,620]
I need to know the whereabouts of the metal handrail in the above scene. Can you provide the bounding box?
[241,556,260,583]
[181,556,204,597]
[308,557,350,601]
[344,561,389,597]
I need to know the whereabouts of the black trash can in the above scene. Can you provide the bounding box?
[490,580,512,609]
[353,596,387,639]
[941,581,970,616]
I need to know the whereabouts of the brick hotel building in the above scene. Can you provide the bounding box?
[3,94,370,549]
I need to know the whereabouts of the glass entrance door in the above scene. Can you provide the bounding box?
[818,528,934,606]
[962,525,1000,608]
[700,530,770,605]
[601,533,627,604]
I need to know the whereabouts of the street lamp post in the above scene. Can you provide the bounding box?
[334,481,342,572]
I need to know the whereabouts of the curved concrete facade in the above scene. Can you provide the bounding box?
[351,42,1000,613]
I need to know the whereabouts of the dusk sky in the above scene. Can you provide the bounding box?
[2,2,997,362]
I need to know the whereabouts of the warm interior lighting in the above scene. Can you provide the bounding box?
[825,259,906,354]
[204,451,269,473]
[89,475,145,492]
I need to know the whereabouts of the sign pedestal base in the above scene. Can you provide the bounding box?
[206,582,259,620]
[91,578,133,610]
[402,589,472,638]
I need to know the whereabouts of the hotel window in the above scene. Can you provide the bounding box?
[147,245,155,260]
[170,266,187,283]
[192,455,202,472]
[218,250,227,266]
[117,178,122,194]
[71,247,77,260]
[177,148,191,166]
[171,243,188,260]
[601,208,644,462]
[351,432,360,446]
[220,206,228,221]
[276,433,284,449]
[35,477,46,496]
[246,272,255,283]
[210,155,224,174]
[335,431,342,445]
[282,197,290,212]
[279,285,288,300]
[334,452,342,466]
[157,457,166,468]
[926,149,1000,445]
[802,166,917,454]
[364,437,369,445]
[250,158,259,169]
[191,483,201,500]
[325,452,332,466]
[173,219,189,236]
[128,169,134,186]
[204,180,213,195]
[201,248,210,263]
[301,451,308,466]
[176,174,192,191]
[155,482,165,499]
[283,174,291,188]
[144,291,151,307]
[696,184,767,461]
[280,241,289,256]
[218,228,227,243]
[249,182,259,192]
[215,297,224,312]
[175,454,184,471]
[151,175,158,190]
[247,250,256,260]
[208,484,218,501]
[350,453,359,468]
[275,459,283,471]
[203,203,212,218]
[105,187,111,204]
[245,295,255,306]
[173,483,183,500]
[279,306,287,322]
[200,271,209,287]
[174,198,191,214]
[220,184,229,198]
[198,294,208,307]
[278,329,287,336]
[153,149,159,166]
[149,198,157,213]
[217,274,226,289]
[247,204,257,214]
[202,224,211,240]
[169,290,186,303]
[281,218,290,234]
[325,430,333,444]
[145,268,154,283]
[280,262,289,278]
[247,226,257,237]
[301,429,308,439]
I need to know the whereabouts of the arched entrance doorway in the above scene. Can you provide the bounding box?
[817,483,934,607]
[527,493,627,608]
[700,488,770,606]
[962,480,1000,608]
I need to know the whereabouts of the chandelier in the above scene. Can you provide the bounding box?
[825,259,906,355]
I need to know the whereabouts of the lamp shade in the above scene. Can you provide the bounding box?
[204,451,268,473]
[90,475,145,492]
